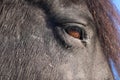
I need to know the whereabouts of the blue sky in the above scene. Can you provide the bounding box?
[112,0,120,12]
[111,0,120,31]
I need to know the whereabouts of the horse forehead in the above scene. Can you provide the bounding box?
[38,0,85,7]
[59,0,85,5]
[38,0,88,15]
[38,0,91,24]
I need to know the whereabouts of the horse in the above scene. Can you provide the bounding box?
[0,0,120,80]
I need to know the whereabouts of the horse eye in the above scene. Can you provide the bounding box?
[67,30,80,39]
[64,26,86,40]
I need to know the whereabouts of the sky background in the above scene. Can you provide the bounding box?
[111,0,120,31]
[112,0,120,12]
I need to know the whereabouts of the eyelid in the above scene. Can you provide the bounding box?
[54,14,90,26]
[60,22,86,29]
[62,22,86,26]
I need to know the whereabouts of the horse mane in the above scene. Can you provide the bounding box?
[86,0,120,77]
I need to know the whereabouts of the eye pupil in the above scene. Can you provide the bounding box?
[68,30,80,39]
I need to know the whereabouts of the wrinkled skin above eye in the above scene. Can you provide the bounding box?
[0,0,114,80]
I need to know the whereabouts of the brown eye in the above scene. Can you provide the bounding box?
[67,30,80,39]
[65,26,86,40]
